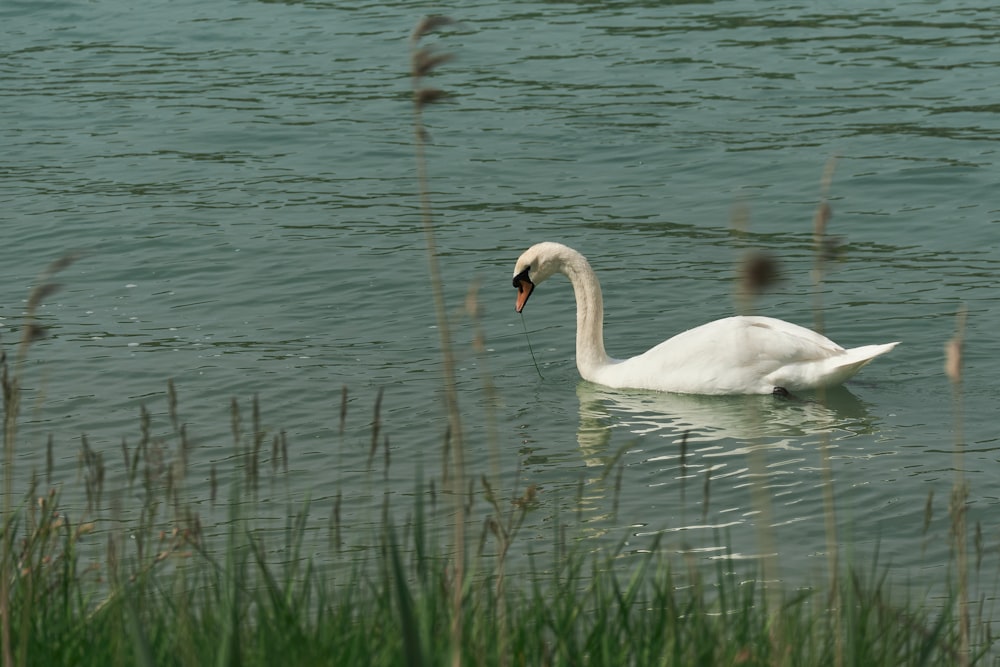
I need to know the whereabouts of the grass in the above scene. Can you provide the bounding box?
[1,14,995,667]
[0,429,990,666]
[0,300,996,667]
[0,279,993,666]
[0,403,989,667]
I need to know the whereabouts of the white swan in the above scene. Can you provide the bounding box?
[512,242,898,395]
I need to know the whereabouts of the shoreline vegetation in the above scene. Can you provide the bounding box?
[0,341,994,666]
[0,14,994,667]
[0,364,994,667]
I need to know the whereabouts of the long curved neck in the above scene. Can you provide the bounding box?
[560,250,612,379]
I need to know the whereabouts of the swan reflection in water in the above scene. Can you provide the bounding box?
[571,381,884,559]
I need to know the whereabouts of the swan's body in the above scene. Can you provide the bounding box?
[512,242,897,395]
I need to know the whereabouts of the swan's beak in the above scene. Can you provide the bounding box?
[513,269,534,313]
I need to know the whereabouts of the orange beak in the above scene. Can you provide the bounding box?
[515,279,534,312]
[513,268,534,312]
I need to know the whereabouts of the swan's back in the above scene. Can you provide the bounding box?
[590,316,898,395]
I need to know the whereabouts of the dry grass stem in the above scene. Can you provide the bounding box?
[948,305,970,665]
[409,16,466,667]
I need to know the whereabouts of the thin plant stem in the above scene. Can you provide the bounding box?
[812,156,842,667]
[409,15,466,667]
[947,305,969,665]
[731,207,781,638]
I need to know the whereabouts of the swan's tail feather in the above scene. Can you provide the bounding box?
[839,342,900,368]
[821,341,899,387]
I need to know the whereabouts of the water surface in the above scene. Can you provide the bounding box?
[3,0,999,598]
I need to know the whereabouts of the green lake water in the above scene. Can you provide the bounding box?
[3,0,1000,599]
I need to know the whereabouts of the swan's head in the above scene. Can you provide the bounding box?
[512,242,570,313]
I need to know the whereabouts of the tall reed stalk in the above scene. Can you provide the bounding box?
[947,305,970,665]
[732,205,782,646]
[812,157,843,667]
[409,15,466,667]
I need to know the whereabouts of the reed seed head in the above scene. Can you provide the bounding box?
[46,250,83,276]
[410,15,456,117]
[945,337,963,385]
[415,88,448,108]
[411,15,454,42]
[26,283,61,312]
[412,49,454,78]
[945,306,967,385]
[740,251,781,295]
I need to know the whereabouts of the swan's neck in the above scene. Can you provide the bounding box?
[561,251,612,379]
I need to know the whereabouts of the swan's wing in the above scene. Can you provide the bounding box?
[604,316,884,394]
[645,316,844,365]
[738,316,846,362]
[597,317,811,392]
[739,317,898,390]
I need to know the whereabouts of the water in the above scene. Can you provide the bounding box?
[3,0,1000,598]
